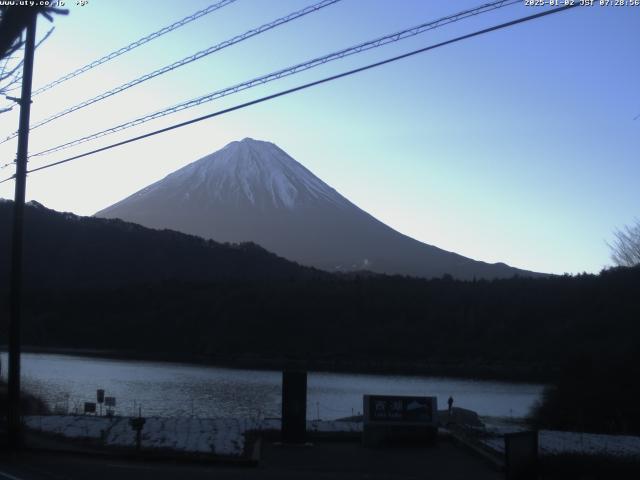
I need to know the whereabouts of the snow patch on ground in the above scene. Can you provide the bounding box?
[25,416,362,457]
[480,429,640,459]
[26,415,640,459]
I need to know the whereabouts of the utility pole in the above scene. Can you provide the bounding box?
[7,14,37,449]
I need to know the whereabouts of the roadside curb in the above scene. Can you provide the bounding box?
[445,427,505,472]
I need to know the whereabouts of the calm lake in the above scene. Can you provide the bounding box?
[1,353,544,420]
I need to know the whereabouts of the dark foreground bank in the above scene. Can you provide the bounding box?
[1,436,503,480]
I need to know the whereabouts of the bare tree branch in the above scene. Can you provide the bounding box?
[608,219,640,267]
[0,25,56,117]
[0,6,67,60]
[0,56,24,82]
[35,25,55,49]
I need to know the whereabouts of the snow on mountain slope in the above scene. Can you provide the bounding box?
[122,138,347,211]
[96,138,542,279]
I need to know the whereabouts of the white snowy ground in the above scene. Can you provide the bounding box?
[24,416,362,457]
[479,423,640,459]
[27,415,639,459]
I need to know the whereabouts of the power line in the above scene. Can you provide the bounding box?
[0,3,579,186]
[0,0,341,145]
[29,0,520,159]
[29,0,238,97]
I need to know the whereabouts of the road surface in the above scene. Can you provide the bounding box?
[0,440,502,479]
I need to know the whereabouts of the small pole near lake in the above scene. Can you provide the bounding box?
[129,406,146,452]
[281,369,307,444]
[97,389,104,416]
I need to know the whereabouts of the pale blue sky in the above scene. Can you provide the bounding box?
[0,0,638,274]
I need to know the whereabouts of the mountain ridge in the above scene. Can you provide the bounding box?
[0,200,320,290]
[96,138,544,280]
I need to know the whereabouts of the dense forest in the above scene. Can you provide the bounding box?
[8,266,638,377]
[1,200,638,377]
[2,201,640,433]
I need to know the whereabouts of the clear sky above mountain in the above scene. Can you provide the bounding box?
[0,0,637,275]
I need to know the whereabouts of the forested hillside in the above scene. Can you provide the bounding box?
[1,200,639,384]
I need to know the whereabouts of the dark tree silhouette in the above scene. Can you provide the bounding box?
[0,6,65,114]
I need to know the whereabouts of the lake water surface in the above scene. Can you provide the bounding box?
[1,353,544,420]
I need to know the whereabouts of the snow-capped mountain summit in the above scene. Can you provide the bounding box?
[133,138,348,211]
[96,138,541,279]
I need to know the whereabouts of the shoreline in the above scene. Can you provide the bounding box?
[3,345,553,384]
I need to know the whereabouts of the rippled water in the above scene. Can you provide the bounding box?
[1,353,544,419]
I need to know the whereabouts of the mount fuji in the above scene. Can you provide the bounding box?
[95,138,540,279]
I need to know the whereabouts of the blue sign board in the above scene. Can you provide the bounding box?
[364,395,437,425]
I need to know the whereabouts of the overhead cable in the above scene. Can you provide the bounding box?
[30,0,238,96]
[0,3,579,186]
[29,0,520,159]
[0,0,341,145]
